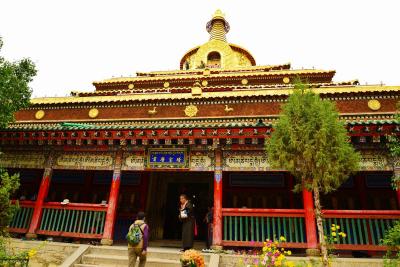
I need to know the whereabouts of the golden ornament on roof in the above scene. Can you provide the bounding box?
[184,104,199,117]
[368,99,381,111]
[35,110,45,120]
[241,79,248,85]
[283,77,290,84]
[163,82,170,88]
[202,80,208,86]
[88,108,99,118]
[128,83,134,89]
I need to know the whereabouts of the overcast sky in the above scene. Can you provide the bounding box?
[1,0,399,98]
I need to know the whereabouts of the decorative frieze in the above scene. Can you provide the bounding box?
[223,151,270,171]
[53,152,115,170]
[0,151,46,169]
[189,151,215,171]
[359,150,392,171]
[122,152,145,170]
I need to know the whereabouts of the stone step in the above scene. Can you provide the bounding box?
[82,254,181,267]
[88,246,210,262]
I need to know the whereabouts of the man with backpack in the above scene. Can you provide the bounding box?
[127,211,149,267]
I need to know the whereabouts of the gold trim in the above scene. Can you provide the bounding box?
[88,108,99,118]
[283,77,290,84]
[184,105,199,117]
[201,80,208,86]
[163,82,170,88]
[241,79,248,85]
[368,99,381,111]
[35,110,45,120]
[128,83,134,89]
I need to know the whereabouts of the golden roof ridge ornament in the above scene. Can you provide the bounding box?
[206,9,230,42]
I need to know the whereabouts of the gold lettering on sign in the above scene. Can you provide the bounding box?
[360,152,391,171]
[0,152,46,168]
[224,152,270,171]
[190,155,212,171]
[56,153,113,169]
[123,155,145,170]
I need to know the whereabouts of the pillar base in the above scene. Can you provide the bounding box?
[25,233,37,240]
[100,238,113,246]
[305,248,320,257]
[210,245,223,251]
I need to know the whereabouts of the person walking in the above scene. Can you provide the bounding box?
[127,211,149,267]
[178,194,195,251]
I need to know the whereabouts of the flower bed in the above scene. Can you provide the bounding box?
[180,249,205,267]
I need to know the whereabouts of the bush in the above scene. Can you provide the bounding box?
[382,220,400,267]
[0,168,20,236]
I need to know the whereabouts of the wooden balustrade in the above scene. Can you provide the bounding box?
[9,201,35,233]
[36,202,108,239]
[322,209,400,251]
[222,208,307,248]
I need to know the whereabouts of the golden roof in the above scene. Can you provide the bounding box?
[30,85,400,106]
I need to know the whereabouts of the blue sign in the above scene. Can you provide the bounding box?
[147,149,187,168]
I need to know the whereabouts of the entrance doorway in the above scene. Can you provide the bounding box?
[163,182,211,240]
[145,171,213,242]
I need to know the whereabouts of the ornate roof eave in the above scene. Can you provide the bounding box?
[4,115,398,132]
[77,80,360,97]
[137,63,291,77]
[29,85,400,106]
[93,69,335,85]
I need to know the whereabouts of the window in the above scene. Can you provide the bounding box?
[207,51,221,68]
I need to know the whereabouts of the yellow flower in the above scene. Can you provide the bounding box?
[331,226,336,231]
[331,232,337,237]
[331,224,336,227]
[280,236,286,242]
[28,249,37,258]
[286,250,292,256]
[333,238,337,242]
[286,261,295,267]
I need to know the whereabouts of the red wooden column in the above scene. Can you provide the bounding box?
[101,151,123,246]
[302,189,319,255]
[26,153,54,239]
[212,149,223,249]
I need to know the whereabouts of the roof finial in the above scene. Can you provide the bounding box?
[206,9,230,42]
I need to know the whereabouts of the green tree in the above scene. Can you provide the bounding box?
[386,105,400,190]
[0,36,36,236]
[267,81,360,266]
[0,37,36,128]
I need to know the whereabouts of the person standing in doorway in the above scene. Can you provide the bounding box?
[178,194,195,251]
[204,206,213,249]
[127,211,149,267]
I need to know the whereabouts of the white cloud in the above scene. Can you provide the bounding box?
[1,0,399,97]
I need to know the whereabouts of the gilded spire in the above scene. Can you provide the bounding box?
[206,9,230,42]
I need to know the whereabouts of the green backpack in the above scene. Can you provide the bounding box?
[126,223,144,245]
